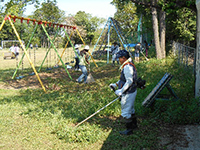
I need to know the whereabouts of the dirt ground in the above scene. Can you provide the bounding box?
[159,124,200,149]
[0,68,72,90]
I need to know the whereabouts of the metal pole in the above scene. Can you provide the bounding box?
[0,16,6,31]
[110,19,134,59]
[75,96,120,127]
[107,20,111,64]
[41,24,72,80]
[12,24,38,79]
[91,17,110,54]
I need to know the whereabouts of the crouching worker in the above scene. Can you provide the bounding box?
[109,50,138,135]
[76,45,90,83]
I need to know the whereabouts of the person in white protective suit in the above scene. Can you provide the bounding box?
[109,50,138,135]
[110,41,120,66]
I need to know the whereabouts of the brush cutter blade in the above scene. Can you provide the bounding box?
[85,73,95,83]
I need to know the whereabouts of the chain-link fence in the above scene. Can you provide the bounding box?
[172,41,196,73]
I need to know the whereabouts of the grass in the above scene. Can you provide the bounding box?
[0,47,199,149]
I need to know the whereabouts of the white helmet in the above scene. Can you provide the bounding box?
[74,44,79,49]
[84,45,89,50]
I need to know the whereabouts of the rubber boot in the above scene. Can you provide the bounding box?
[119,115,137,135]
[119,121,133,135]
[131,114,138,129]
[112,61,115,66]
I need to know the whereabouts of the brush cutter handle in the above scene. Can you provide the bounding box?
[110,85,116,92]
[75,96,120,127]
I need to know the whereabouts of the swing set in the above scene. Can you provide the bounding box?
[0,15,98,92]
[92,17,133,64]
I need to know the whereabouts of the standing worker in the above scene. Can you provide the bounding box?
[9,44,15,53]
[76,45,90,83]
[111,42,120,66]
[74,44,80,71]
[144,40,149,57]
[14,44,20,59]
[134,42,141,63]
[30,43,33,49]
[109,50,138,135]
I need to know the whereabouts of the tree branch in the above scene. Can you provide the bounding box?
[130,0,161,9]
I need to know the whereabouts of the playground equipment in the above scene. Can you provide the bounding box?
[0,15,88,92]
[92,17,133,64]
[0,15,47,92]
[0,15,98,92]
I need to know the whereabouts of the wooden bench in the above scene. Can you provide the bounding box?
[3,52,16,59]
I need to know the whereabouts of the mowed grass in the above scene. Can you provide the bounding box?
[0,48,199,149]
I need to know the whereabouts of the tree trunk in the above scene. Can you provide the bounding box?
[159,10,166,59]
[151,5,162,59]
[195,0,200,98]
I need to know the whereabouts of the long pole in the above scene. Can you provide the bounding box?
[107,19,111,64]
[0,16,6,31]
[12,24,39,79]
[75,96,120,127]
[91,17,110,54]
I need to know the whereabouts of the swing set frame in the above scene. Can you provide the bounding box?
[0,15,97,92]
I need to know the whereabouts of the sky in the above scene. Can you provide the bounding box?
[25,0,117,19]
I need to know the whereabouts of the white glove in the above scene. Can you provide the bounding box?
[115,89,122,96]
[109,83,117,91]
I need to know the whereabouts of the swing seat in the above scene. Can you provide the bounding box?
[29,72,35,76]
[46,67,52,70]
[16,75,25,79]
[54,64,59,68]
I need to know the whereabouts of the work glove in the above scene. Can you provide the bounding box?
[109,83,117,91]
[115,89,122,97]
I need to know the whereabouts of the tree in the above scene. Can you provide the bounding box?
[73,11,106,45]
[0,0,42,16]
[112,0,196,59]
[31,1,65,48]
[113,2,139,44]
[112,0,165,59]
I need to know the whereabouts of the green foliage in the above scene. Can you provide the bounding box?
[113,1,140,43]
[73,11,106,44]
[111,0,196,47]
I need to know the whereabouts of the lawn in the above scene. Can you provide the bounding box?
[0,47,199,149]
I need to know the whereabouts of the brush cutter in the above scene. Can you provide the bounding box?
[75,86,118,127]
